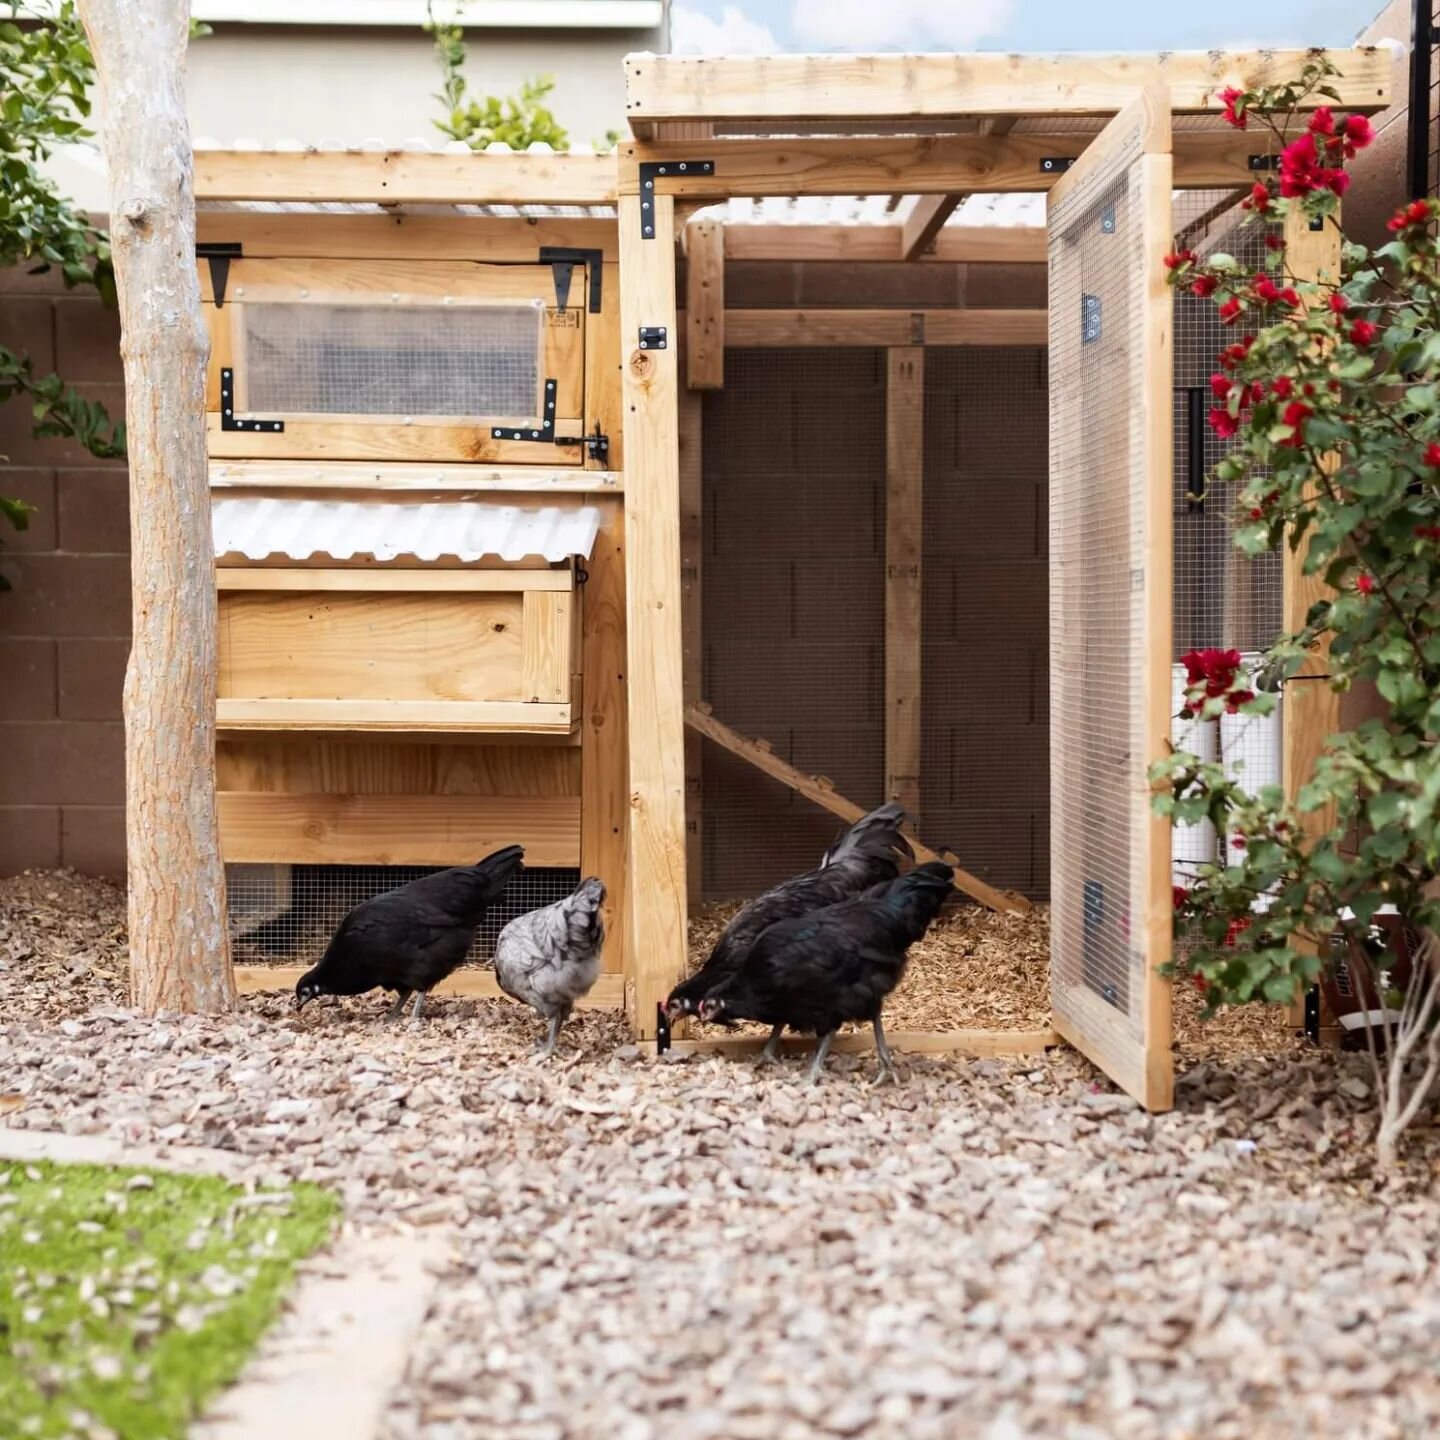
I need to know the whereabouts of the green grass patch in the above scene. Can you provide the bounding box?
[0,1158,338,1440]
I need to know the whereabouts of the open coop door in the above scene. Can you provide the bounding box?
[1047,87,1175,1111]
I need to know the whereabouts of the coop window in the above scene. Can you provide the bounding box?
[241,301,544,418]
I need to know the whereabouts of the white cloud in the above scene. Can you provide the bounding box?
[671,3,782,55]
[790,0,1015,51]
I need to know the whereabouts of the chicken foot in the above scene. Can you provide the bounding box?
[871,1014,898,1086]
[383,988,413,1021]
[757,1025,785,1067]
[806,1030,836,1085]
[534,1008,569,1060]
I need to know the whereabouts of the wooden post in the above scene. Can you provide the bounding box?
[619,191,688,1037]
[685,217,725,390]
[1282,203,1344,1033]
[79,0,234,1012]
[885,348,924,824]
[679,388,704,903]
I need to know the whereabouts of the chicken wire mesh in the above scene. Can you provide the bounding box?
[1172,202,1285,881]
[698,348,888,900]
[1047,123,1166,1085]
[225,862,580,969]
[922,346,1049,899]
[241,301,543,418]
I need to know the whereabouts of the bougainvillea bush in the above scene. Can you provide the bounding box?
[1156,62,1440,1073]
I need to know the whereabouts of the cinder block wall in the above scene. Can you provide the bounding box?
[0,261,128,877]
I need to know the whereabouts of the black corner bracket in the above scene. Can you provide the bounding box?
[638,159,716,239]
[219,368,283,433]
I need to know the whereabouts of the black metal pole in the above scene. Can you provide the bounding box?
[1184,387,1206,511]
[1408,0,1434,201]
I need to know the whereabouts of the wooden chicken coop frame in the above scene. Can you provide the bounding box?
[610,49,1385,1106]
[182,48,1380,1105]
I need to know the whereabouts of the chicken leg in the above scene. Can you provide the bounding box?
[410,991,426,1024]
[758,1024,785,1066]
[534,1009,566,1060]
[806,1030,836,1085]
[871,1014,897,1086]
[383,988,414,1021]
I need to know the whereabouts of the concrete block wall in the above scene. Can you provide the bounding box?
[0,262,128,877]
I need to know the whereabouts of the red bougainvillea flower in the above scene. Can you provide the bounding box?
[1191,274,1219,298]
[1163,249,1197,270]
[1308,106,1335,137]
[1279,400,1313,447]
[1356,572,1377,595]
[1193,973,1210,993]
[1231,837,1248,852]
[1209,372,1232,401]
[1252,276,1281,303]
[1415,524,1440,541]
[1328,292,1349,313]
[1343,114,1375,152]
[1219,85,1247,129]
[1180,648,1252,714]
[1173,885,1190,912]
[1279,132,1349,199]
[1208,407,1240,439]
[1350,318,1379,346]
[1264,233,1285,251]
[1223,914,1252,946]
[1218,297,1243,324]
[1388,199,1433,233]
[1271,375,1294,400]
[1242,180,1273,214]
[1425,442,1440,467]
[1219,338,1253,371]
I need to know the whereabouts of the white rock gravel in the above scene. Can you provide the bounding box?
[3,875,1440,1439]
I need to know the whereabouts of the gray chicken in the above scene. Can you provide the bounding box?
[493,876,606,1057]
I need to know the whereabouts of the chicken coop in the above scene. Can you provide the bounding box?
[192,45,1389,1109]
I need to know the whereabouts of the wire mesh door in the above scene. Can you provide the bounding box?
[1047,91,1175,1110]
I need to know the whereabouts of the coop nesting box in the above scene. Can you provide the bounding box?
[212,496,598,735]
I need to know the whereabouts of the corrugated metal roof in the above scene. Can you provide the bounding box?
[213,497,601,563]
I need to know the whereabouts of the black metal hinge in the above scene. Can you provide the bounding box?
[638,158,716,239]
[1040,156,1076,175]
[538,246,604,313]
[1081,293,1102,344]
[219,368,283,433]
[1248,154,1281,171]
[197,241,242,308]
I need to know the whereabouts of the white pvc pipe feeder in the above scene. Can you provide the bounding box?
[1171,663,1219,887]
[1220,651,1283,803]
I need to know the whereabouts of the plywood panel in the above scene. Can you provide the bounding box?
[218,590,526,703]
[219,792,580,866]
[522,590,572,703]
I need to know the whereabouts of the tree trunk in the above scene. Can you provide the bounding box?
[79,0,234,1012]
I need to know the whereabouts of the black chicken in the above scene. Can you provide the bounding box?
[294,845,525,1021]
[666,802,913,1025]
[698,861,955,1084]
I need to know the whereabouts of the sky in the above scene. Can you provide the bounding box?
[669,0,1386,55]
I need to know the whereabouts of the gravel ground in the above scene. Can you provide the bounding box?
[3,871,1440,1440]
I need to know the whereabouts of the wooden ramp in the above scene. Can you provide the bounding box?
[684,702,1030,916]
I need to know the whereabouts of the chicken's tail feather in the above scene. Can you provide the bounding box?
[821,802,914,871]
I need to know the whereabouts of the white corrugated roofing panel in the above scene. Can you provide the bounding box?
[701,193,1047,229]
[213,497,601,563]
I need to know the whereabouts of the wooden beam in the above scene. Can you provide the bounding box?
[620,131,1304,197]
[216,698,573,733]
[580,499,630,976]
[720,223,1047,265]
[684,217,725,390]
[901,195,963,260]
[209,461,622,494]
[195,210,619,262]
[679,389,705,904]
[685,703,1030,916]
[619,191,689,1039]
[194,147,618,205]
[218,792,580,866]
[885,348,923,824]
[1282,202,1345,1031]
[640,1027,1060,1059]
[236,966,626,1011]
[624,50,1389,127]
[724,309,1046,348]
[215,568,573,593]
